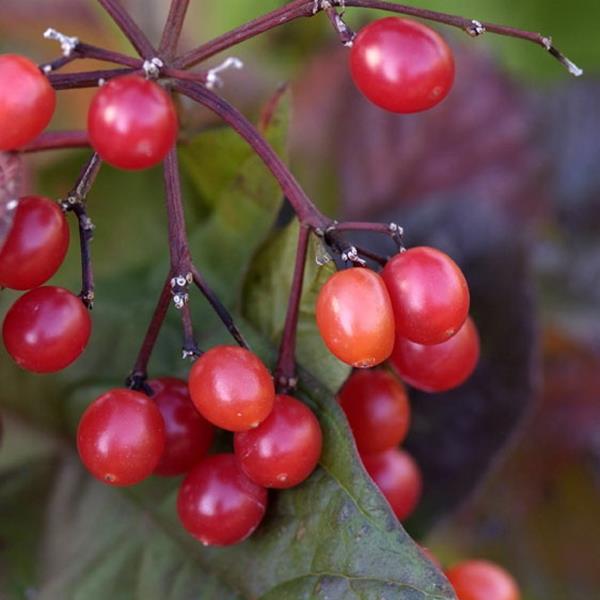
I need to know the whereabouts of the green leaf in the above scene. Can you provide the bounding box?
[243,220,351,392]
[180,89,290,307]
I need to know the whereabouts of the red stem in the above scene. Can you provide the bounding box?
[174,80,329,230]
[48,68,137,90]
[159,0,191,59]
[275,223,311,393]
[96,0,156,58]
[22,131,90,152]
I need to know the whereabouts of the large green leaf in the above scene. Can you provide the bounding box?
[243,219,351,393]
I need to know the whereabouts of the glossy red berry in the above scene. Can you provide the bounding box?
[446,560,521,600]
[148,377,215,476]
[0,54,56,150]
[88,75,178,170]
[77,388,166,486]
[391,316,480,393]
[316,268,395,368]
[234,394,322,488]
[177,453,267,546]
[188,346,275,432]
[0,196,69,290]
[362,448,422,521]
[382,247,469,345]
[338,369,410,454]
[2,286,91,373]
[349,17,455,114]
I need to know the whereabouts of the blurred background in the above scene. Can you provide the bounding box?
[1,1,599,599]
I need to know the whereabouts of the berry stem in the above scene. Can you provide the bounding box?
[174,80,330,230]
[63,153,103,309]
[159,0,191,59]
[126,271,173,391]
[22,131,90,153]
[190,265,250,350]
[172,0,581,77]
[96,0,157,59]
[48,67,137,90]
[275,223,311,393]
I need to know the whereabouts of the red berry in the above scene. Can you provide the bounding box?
[0,196,69,290]
[177,453,267,546]
[382,247,469,345]
[316,268,395,368]
[188,346,275,432]
[446,560,521,600]
[88,75,178,170]
[2,286,91,373]
[391,316,480,393]
[148,377,215,476]
[349,18,454,114]
[362,448,422,521]
[234,394,322,488]
[338,369,410,454]
[77,388,166,486]
[0,54,56,150]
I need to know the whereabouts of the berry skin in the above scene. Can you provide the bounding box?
[148,377,215,477]
[361,448,422,521]
[446,560,521,600]
[391,316,480,393]
[177,453,268,546]
[234,394,322,488]
[382,247,469,345]
[316,268,395,368]
[2,286,91,373]
[0,54,56,150]
[87,75,178,170]
[0,196,69,290]
[338,369,410,454]
[188,346,275,432]
[349,18,455,114]
[77,388,166,486]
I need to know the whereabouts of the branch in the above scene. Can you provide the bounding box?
[159,0,191,59]
[173,0,311,68]
[96,0,156,59]
[275,223,311,393]
[49,67,136,90]
[173,0,581,77]
[22,131,90,153]
[62,153,103,309]
[174,81,329,230]
[126,271,173,391]
[190,265,249,350]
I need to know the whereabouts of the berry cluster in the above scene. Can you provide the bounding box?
[317,246,478,520]
[77,347,322,546]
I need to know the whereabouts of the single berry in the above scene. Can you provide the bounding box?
[0,196,69,290]
[2,286,91,373]
[362,447,422,521]
[87,75,178,170]
[177,453,267,546]
[234,394,322,488]
[148,377,215,476]
[349,17,455,114]
[77,388,166,486]
[0,54,56,150]
[316,268,395,368]
[382,247,469,345]
[446,560,521,600]
[188,346,275,432]
[338,369,410,453]
[391,316,480,392]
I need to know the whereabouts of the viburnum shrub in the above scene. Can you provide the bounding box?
[0,0,580,593]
